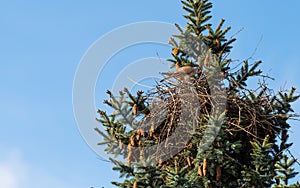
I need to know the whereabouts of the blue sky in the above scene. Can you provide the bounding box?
[0,1,299,187]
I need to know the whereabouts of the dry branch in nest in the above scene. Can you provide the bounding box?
[125,64,294,168]
[125,69,217,165]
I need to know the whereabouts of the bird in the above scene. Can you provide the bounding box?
[160,65,198,82]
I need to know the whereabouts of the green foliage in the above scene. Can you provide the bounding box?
[273,155,299,187]
[240,135,274,187]
[95,0,299,187]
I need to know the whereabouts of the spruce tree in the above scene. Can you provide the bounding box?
[95,0,300,187]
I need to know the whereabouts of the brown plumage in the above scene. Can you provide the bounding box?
[160,65,198,82]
